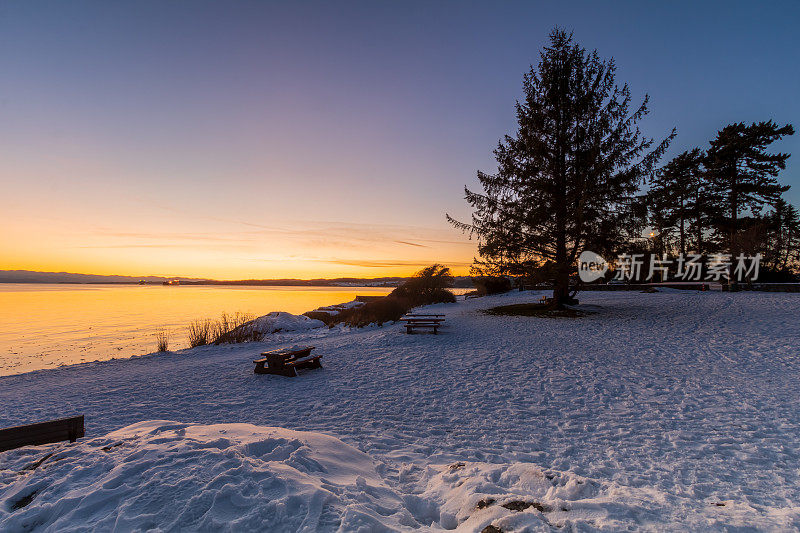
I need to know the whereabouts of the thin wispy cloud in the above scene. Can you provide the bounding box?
[93,231,262,243]
[321,259,473,268]
[90,224,471,252]
[394,240,429,248]
[137,200,474,244]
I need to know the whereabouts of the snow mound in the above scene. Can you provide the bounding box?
[0,422,717,532]
[415,462,661,531]
[0,421,413,532]
[409,461,798,531]
[251,312,325,334]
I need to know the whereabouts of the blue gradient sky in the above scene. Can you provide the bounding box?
[1,1,798,278]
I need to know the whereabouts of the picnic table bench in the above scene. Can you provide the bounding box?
[399,314,446,334]
[253,346,322,377]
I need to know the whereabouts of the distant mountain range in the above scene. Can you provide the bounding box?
[0,270,474,288]
[0,270,205,284]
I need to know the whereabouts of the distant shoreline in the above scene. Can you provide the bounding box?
[0,280,476,288]
[0,270,475,288]
[0,280,403,287]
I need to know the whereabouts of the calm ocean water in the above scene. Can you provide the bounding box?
[0,284,397,376]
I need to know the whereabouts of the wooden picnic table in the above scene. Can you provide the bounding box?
[400,314,446,334]
[253,346,322,377]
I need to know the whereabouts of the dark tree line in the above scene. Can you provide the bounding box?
[449,29,797,306]
[646,121,797,278]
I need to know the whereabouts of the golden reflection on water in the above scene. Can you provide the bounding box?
[0,284,393,376]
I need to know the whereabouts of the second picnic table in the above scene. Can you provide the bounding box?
[399,313,446,334]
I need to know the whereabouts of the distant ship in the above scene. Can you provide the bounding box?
[162,279,180,286]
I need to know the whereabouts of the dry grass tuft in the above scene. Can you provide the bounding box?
[155,328,170,352]
[186,312,261,348]
[187,319,214,347]
[212,312,260,344]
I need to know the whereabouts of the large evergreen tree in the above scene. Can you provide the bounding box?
[704,121,794,275]
[448,29,673,305]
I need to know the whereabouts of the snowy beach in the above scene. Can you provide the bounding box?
[1,290,799,531]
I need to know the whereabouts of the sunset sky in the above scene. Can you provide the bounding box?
[2,1,799,279]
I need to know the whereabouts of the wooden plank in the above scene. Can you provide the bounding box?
[405,322,441,334]
[255,365,297,377]
[260,346,314,357]
[286,354,321,365]
[404,322,442,329]
[0,415,84,452]
[0,417,83,438]
[286,354,323,369]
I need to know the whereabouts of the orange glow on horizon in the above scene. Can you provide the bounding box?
[2,258,474,281]
[2,207,477,280]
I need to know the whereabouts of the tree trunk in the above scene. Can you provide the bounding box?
[697,218,703,256]
[695,186,703,255]
[552,275,569,306]
[551,192,571,307]
[679,196,686,256]
[551,102,568,308]
[551,233,569,307]
[729,171,740,290]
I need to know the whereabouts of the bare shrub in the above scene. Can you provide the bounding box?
[303,265,458,329]
[471,276,512,296]
[187,319,214,347]
[339,296,412,327]
[155,328,170,352]
[307,296,413,328]
[304,310,337,325]
[390,264,456,306]
[187,312,261,348]
[212,311,261,344]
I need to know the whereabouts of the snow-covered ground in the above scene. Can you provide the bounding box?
[1,290,799,531]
